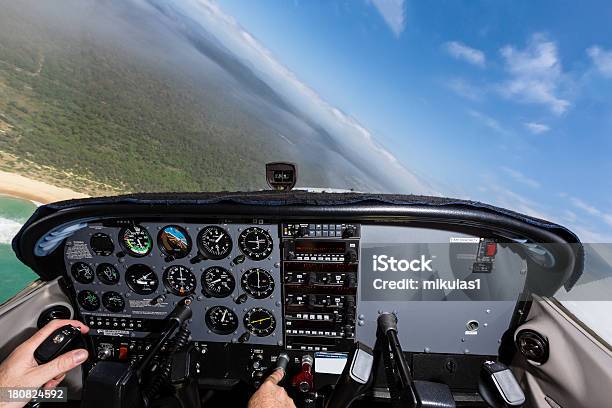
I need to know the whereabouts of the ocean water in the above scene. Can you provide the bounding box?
[0,196,38,304]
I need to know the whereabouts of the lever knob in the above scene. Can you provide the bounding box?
[291,355,314,393]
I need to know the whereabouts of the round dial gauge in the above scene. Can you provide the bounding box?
[90,233,115,256]
[125,264,159,295]
[197,226,233,260]
[96,263,120,285]
[205,306,239,335]
[238,227,273,261]
[120,225,152,257]
[158,225,192,259]
[71,262,94,284]
[202,266,235,298]
[244,308,276,337]
[77,290,100,311]
[163,265,197,296]
[241,268,274,299]
[102,291,125,313]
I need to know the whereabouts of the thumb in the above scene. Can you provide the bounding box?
[30,349,88,387]
[265,368,285,385]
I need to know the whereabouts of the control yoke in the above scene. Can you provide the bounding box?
[376,313,456,408]
[81,298,194,408]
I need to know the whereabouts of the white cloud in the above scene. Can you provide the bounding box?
[524,122,550,134]
[570,197,600,216]
[444,41,485,67]
[568,196,612,228]
[499,34,570,115]
[447,78,484,101]
[587,46,612,78]
[500,166,540,189]
[467,109,507,134]
[369,0,406,37]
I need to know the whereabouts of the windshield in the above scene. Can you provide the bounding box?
[0,0,611,339]
[0,1,611,237]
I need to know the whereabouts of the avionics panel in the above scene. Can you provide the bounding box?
[63,221,282,347]
[281,223,360,352]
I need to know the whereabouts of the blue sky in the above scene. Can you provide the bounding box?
[200,0,612,242]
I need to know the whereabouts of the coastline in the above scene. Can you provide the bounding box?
[0,170,89,204]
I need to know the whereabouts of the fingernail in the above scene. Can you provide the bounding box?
[73,349,88,364]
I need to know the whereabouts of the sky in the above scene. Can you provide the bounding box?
[179,0,612,242]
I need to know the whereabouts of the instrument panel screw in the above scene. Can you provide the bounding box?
[358,320,365,326]
[485,309,491,314]
[464,349,470,354]
[424,347,431,353]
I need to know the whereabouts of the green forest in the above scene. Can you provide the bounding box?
[0,5,288,196]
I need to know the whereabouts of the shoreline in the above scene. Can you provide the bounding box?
[0,170,89,204]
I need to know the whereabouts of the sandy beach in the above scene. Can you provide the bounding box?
[0,170,88,204]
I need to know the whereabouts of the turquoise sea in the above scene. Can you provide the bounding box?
[0,196,38,304]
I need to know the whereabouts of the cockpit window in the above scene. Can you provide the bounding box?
[0,2,610,336]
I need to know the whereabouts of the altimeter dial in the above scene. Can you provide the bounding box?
[197,226,233,260]
[163,265,197,296]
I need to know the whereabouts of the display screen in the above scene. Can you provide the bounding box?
[284,262,357,273]
[294,240,346,254]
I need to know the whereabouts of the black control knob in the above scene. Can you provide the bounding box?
[97,347,112,360]
[342,226,356,239]
[296,226,309,237]
[345,249,358,263]
[252,353,264,369]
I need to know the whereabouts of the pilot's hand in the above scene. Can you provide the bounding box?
[248,368,296,408]
[0,319,89,408]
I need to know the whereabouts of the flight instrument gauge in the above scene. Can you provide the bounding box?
[102,291,125,313]
[201,266,235,298]
[205,306,239,335]
[119,224,152,257]
[158,225,192,259]
[163,265,197,296]
[96,263,120,285]
[244,308,276,337]
[238,227,273,261]
[90,233,115,256]
[125,264,159,295]
[241,268,274,299]
[71,262,94,284]
[197,226,233,260]
[77,290,100,311]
